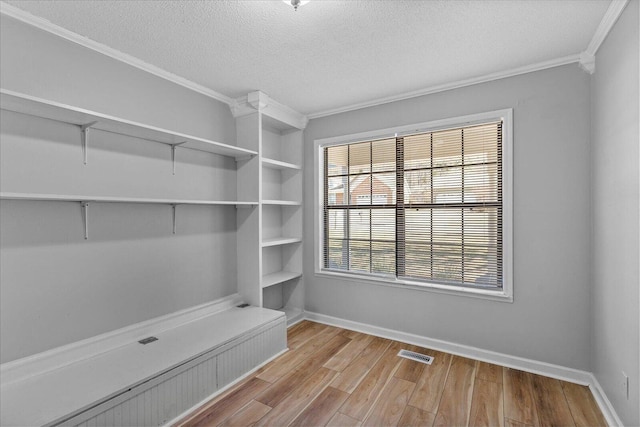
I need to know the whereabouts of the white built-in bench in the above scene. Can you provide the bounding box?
[1,298,287,426]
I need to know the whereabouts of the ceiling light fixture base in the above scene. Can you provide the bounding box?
[283,0,310,11]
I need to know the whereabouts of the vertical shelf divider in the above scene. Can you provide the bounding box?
[235,112,262,308]
[232,91,307,325]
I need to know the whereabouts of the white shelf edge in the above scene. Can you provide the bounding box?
[0,192,258,207]
[0,89,257,160]
[261,200,302,206]
[261,271,302,289]
[261,237,302,247]
[261,158,301,171]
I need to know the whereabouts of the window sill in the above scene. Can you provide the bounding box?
[314,269,513,303]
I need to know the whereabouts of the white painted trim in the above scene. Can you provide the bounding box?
[230,91,308,130]
[305,311,592,385]
[283,308,306,327]
[230,92,263,118]
[585,0,630,57]
[286,314,306,329]
[3,0,626,121]
[0,1,232,105]
[314,109,513,302]
[2,0,623,121]
[589,375,625,427]
[579,52,596,74]
[307,54,580,119]
[0,294,243,385]
[313,271,512,303]
[304,311,624,424]
[165,347,289,427]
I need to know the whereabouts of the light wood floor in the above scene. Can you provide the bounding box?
[176,321,607,427]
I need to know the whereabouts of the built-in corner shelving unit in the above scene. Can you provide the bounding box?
[233,91,306,326]
[0,88,306,326]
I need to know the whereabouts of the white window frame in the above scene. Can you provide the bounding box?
[314,109,513,302]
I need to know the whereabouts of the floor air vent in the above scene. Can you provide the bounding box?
[397,349,434,365]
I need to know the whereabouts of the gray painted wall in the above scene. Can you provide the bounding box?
[304,65,593,370]
[0,16,235,145]
[590,2,640,425]
[2,10,637,424]
[0,16,239,363]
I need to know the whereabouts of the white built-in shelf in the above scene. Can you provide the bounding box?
[261,158,301,171]
[261,200,302,206]
[261,237,302,247]
[0,192,257,207]
[262,271,302,289]
[0,89,257,160]
[1,192,256,239]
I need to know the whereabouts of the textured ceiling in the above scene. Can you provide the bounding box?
[5,0,611,116]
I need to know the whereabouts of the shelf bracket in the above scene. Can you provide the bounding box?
[81,201,89,240]
[171,142,187,175]
[80,122,98,165]
[171,204,177,234]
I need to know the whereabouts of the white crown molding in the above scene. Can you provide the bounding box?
[579,52,596,74]
[229,94,252,118]
[307,54,581,119]
[0,1,233,106]
[3,0,628,131]
[585,0,630,56]
[248,91,270,111]
[578,0,630,75]
[231,90,308,130]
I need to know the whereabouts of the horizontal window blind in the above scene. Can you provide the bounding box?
[323,121,503,289]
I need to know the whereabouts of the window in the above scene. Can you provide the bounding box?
[316,110,512,300]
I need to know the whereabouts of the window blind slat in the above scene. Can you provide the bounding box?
[396,137,405,277]
[323,121,502,288]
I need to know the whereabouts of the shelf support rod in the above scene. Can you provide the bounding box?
[171,142,187,175]
[80,122,98,165]
[171,204,177,234]
[81,201,89,240]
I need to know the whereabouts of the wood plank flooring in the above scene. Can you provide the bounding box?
[176,321,607,427]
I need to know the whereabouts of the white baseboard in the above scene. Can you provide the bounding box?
[589,375,624,427]
[166,347,289,427]
[286,310,306,327]
[305,311,594,384]
[304,311,624,425]
[1,294,244,385]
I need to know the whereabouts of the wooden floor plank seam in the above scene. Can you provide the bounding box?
[215,398,269,427]
[284,376,339,427]
[356,343,405,424]
[525,369,541,426]
[330,337,393,394]
[560,380,579,427]
[425,350,454,417]
[464,360,479,426]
